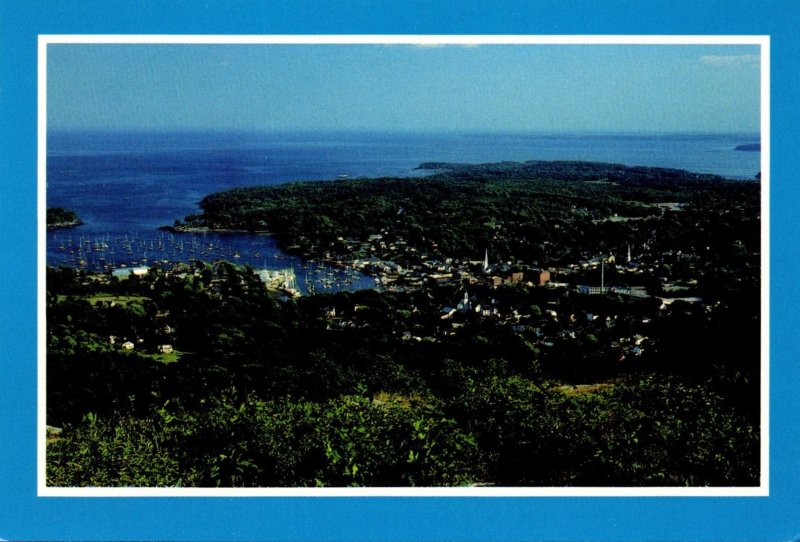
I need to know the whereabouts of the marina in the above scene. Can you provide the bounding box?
[46,228,376,295]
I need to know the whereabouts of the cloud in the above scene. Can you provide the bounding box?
[700,54,760,66]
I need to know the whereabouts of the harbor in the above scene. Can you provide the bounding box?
[46,228,376,296]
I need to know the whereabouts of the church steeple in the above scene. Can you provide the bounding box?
[483,249,489,271]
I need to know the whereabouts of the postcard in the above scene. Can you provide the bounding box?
[2,2,798,541]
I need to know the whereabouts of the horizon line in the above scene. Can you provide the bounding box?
[46,127,762,135]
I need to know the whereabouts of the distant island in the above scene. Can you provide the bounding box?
[734,143,760,152]
[46,207,83,229]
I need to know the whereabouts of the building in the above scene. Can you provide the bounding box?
[530,269,551,286]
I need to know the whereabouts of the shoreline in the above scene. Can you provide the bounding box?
[159,224,350,272]
[159,225,273,235]
[46,220,84,230]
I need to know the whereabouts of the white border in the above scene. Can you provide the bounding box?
[37,34,770,498]
[759,36,770,497]
[40,34,768,45]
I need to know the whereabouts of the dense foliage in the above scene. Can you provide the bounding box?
[47,161,761,487]
[176,160,759,267]
[47,377,757,487]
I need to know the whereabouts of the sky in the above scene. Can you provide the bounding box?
[46,42,762,133]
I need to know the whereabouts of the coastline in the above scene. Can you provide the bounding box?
[159,224,357,275]
[159,225,273,235]
[46,220,83,230]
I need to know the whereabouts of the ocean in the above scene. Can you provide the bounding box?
[45,130,761,293]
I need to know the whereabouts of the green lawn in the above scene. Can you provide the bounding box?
[149,351,182,364]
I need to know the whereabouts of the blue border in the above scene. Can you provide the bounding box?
[2,1,798,540]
